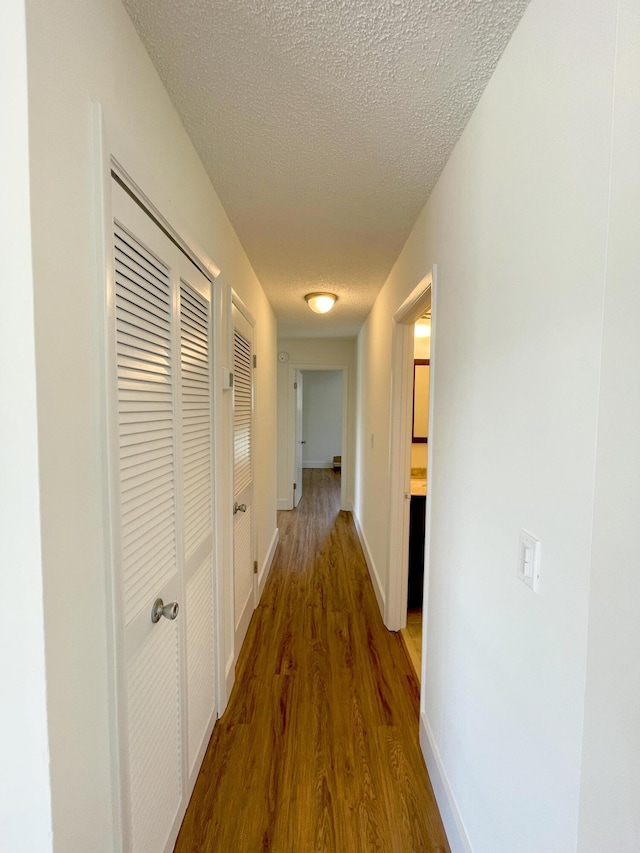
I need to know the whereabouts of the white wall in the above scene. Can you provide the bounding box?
[577,1,640,849]
[277,338,357,509]
[24,0,277,849]
[0,2,52,850]
[301,371,343,466]
[355,0,624,850]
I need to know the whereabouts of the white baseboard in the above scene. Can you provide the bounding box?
[258,528,279,599]
[352,510,385,617]
[224,651,235,704]
[277,497,292,510]
[420,711,472,853]
[303,461,333,469]
[342,499,353,512]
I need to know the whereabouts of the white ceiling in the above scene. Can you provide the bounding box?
[123,0,529,337]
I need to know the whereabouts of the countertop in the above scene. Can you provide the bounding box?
[410,478,427,497]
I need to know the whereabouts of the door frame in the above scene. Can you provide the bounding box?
[94,104,226,850]
[286,364,349,511]
[386,268,437,636]
[293,369,304,508]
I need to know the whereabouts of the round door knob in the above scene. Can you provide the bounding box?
[151,598,179,624]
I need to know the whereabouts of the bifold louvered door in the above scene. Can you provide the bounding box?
[110,178,216,853]
[232,303,255,648]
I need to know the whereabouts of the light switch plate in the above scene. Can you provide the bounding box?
[517,529,541,593]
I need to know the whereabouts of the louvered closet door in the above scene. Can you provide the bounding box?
[232,303,254,650]
[180,280,216,781]
[111,178,216,853]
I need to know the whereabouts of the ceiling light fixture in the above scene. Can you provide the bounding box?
[414,311,431,338]
[304,292,337,314]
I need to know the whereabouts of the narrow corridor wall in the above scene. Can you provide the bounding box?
[577,1,640,848]
[355,0,628,849]
[24,0,277,848]
[0,2,52,850]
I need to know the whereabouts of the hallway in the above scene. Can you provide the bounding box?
[175,469,449,852]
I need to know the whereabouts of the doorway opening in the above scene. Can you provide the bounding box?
[386,269,436,687]
[287,364,349,512]
[294,369,344,506]
[402,319,430,678]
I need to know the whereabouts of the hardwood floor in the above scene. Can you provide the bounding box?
[175,469,449,852]
[400,610,423,684]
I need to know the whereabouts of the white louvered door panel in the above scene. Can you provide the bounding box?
[232,304,255,650]
[179,279,216,785]
[180,283,212,559]
[114,206,183,853]
[233,503,253,630]
[115,224,177,624]
[185,554,215,773]
[233,328,252,495]
[127,619,181,853]
[110,178,217,853]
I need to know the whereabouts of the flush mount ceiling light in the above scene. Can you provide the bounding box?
[304,292,337,314]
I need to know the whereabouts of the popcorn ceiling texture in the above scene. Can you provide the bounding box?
[123,0,529,337]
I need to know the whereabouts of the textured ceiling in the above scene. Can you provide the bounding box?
[123,0,529,337]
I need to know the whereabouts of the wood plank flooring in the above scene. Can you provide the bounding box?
[175,469,449,852]
[400,611,423,684]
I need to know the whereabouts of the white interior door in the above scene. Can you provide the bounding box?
[232,302,254,651]
[294,370,304,507]
[110,178,216,853]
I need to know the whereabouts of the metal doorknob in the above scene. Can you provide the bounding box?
[233,502,247,514]
[151,598,179,624]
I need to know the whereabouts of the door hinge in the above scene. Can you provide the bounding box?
[253,354,257,368]
[293,482,297,490]
[253,560,258,575]
[294,382,297,389]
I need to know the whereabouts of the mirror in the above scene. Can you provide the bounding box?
[412,359,430,442]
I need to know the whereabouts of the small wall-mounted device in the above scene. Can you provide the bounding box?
[517,529,541,593]
[221,368,233,390]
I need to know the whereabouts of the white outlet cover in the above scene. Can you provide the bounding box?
[517,529,541,593]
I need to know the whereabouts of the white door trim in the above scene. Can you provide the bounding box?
[285,364,349,511]
[93,103,227,849]
[110,158,220,283]
[294,370,304,507]
[386,268,437,637]
[230,289,256,328]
